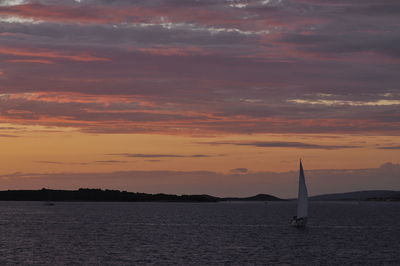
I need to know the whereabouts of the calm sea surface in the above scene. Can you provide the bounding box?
[0,201,399,265]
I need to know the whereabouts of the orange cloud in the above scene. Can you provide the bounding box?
[6,92,154,106]
[0,92,398,135]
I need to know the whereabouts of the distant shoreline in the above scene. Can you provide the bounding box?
[0,188,282,203]
[309,190,400,202]
[0,188,399,202]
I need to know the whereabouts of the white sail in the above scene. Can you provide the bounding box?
[297,160,308,218]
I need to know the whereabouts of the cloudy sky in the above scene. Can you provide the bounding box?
[0,0,399,197]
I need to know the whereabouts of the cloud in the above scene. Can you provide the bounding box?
[1,163,399,198]
[107,153,212,158]
[34,160,127,165]
[1,92,399,135]
[7,59,54,64]
[94,160,128,164]
[0,133,19,137]
[0,47,110,62]
[288,99,400,107]
[34,160,64,164]
[0,1,399,135]
[0,0,27,7]
[199,141,359,150]
[230,168,249,174]
[108,153,184,158]
[378,146,400,150]
[281,32,400,58]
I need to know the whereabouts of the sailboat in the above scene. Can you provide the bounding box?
[291,159,308,227]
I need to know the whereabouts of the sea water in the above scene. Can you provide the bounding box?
[0,201,399,265]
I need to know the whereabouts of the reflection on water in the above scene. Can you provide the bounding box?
[0,201,399,265]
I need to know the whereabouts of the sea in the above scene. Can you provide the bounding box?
[0,201,399,265]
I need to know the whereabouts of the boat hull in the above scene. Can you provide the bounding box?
[291,217,307,228]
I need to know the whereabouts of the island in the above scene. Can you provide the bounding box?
[0,188,283,202]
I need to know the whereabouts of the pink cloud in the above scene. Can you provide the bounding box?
[0,46,110,62]
[7,59,54,64]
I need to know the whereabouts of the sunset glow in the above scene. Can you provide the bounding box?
[1,0,399,197]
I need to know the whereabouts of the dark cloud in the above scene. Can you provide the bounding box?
[0,133,19,137]
[94,160,128,164]
[34,160,127,165]
[200,141,359,150]
[0,126,22,130]
[276,1,400,58]
[378,146,400,150]
[282,33,400,58]
[343,2,400,16]
[107,153,212,158]
[34,160,64,164]
[109,153,185,158]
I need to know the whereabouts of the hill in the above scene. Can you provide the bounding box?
[0,189,282,202]
[310,190,400,201]
[0,189,220,202]
[222,194,282,201]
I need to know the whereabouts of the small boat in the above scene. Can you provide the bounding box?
[44,189,55,206]
[291,160,308,228]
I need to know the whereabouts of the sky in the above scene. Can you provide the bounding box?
[0,0,399,197]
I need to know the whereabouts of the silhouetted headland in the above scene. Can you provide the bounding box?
[310,190,400,201]
[223,194,280,202]
[0,188,283,202]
